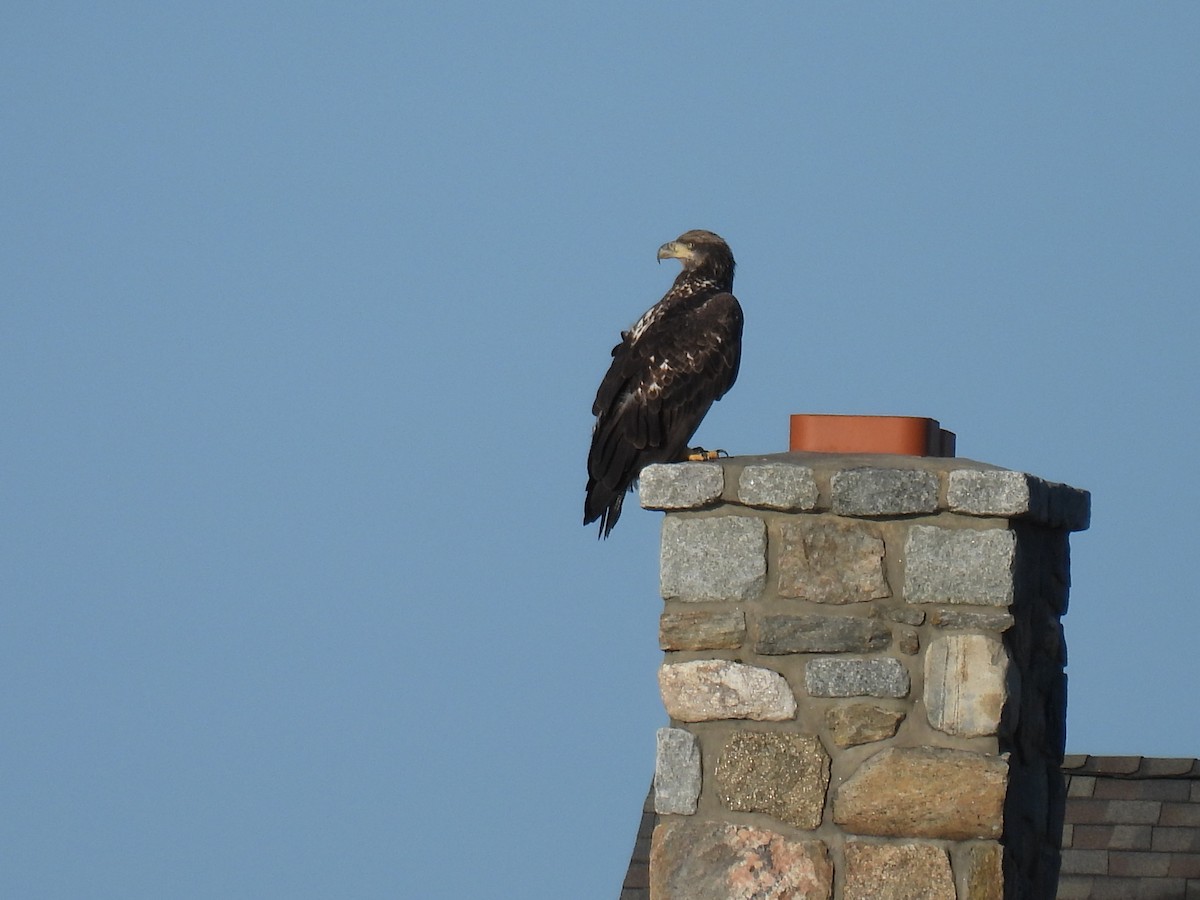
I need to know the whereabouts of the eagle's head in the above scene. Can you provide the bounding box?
[657,229,735,284]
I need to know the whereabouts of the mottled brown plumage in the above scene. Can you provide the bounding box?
[584,230,743,537]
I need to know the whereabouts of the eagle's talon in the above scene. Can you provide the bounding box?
[686,448,727,462]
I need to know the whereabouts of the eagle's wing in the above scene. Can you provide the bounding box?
[585,292,743,535]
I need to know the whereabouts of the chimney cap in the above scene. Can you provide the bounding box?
[789,414,956,457]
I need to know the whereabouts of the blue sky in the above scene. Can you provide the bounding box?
[4,3,1198,897]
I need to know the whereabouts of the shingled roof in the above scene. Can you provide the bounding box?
[622,756,1200,899]
[1058,755,1200,898]
[620,787,655,900]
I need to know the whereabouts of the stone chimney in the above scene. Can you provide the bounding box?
[640,448,1089,899]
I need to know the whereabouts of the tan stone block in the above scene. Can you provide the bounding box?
[833,746,1007,840]
[776,517,890,603]
[650,819,831,900]
[924,633,1010,738]
[659,610,746,650]
[658,660,796,722]
[843,841,955,900]
[715,731,830,829]
[964,842,1004,900]
[825,703,905,748]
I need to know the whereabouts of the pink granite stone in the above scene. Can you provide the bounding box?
[650,819,831,900]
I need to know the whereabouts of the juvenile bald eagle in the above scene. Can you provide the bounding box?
[584,230,743,538]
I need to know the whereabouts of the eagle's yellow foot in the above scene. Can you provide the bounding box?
[686,448,728,461]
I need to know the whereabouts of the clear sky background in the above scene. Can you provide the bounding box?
[4,3,1198,898]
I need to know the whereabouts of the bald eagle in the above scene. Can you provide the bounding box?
[584,230,744,538]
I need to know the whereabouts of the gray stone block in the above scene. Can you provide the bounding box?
[947,468,1047,519]
[639,462,724,510]
[736,462,818,510]
[945,467,1090,531]
[831,467,939,516]
[928,608,1015,632]
[660,516,766,602]
[895,627,920,655]
[804,657,910,698]
[904,525,1015,606]
[757,614,891,654]
[883,605,926,625]
[654,727,701,815]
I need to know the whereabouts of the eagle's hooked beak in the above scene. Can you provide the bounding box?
[657,240,694,265]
